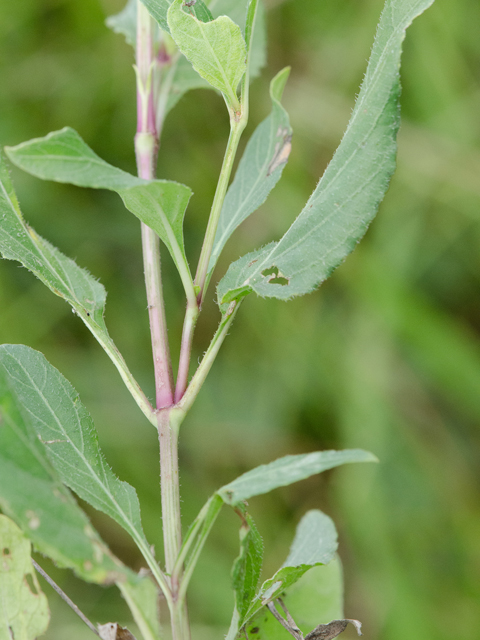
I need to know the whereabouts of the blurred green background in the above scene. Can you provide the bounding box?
[1,0,480,638]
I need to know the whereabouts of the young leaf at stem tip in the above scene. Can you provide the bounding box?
[167,0,246,112]
[217,0,436,307]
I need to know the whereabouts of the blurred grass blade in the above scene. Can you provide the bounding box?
[5,128,193,284]
[0,515,50,640]
[218,449,377,505]
[167,0,246,110]
[217,0,436,306]
[0,154,154,425]
[0,344,153,564]
[208,67,292,278]
[0,361,130,584]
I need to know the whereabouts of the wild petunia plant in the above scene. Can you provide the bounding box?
[0,0,435,638]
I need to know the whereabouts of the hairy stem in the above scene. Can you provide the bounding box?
[175,301,199,403]
[136,2,174,411]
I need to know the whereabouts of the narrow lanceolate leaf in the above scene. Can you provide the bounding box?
[167,0,246,110]
[217,0,436,307]
[0,153,154,425]
[106,0,137,46]
[245,558,344,640]
[0,345,151,560]
[0,362,127,584]
[218,449,377,506]
[0,515,50,640]
[231,509,264,622]
[208,67,292,277]
[5,128,193,281]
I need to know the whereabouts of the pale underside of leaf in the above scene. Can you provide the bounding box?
[0,345,150,555]
[217,0,436,307]
[0,515,50,640]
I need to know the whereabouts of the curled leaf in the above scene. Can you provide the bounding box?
[98,623,138,640]
[305,619,362,640]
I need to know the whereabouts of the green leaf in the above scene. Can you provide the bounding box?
[139,0,171,32]
[217,0,435,305]
[0,359,128,584]
[208,67,291,277]
[4,128,193,281]
[118,576,161,640]
[0,515,50,640]
[106,0,137,47]
[244,558,344,640]
[209,0,267,81]
[231,508,264,623]
[0,154,154,425]
[243,511,338,625]
[0,345,153,564]
[167,0,246,110]
[218,449,377,506]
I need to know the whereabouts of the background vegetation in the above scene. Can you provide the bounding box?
[1,0,479,638]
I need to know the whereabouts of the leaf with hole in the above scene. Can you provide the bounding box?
[167,0,246,110]
[217,0,436,307]
[0,344,153,570]
[4,128,193,285]
[0,365,128,584]
[0,515,50,640]
[208,67,292,279]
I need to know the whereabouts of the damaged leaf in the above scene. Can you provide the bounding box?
[0,515,50,640]
[217,0,436,306]
[98,623,137,640]
[304,619,362,640]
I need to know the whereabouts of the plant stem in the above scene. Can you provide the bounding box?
[178,300,241,417]
[194,118,247,307]
[158,408,190,640]
[135,1,174,410]
[175,301,199,403]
